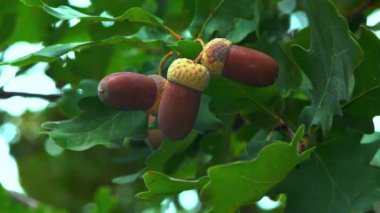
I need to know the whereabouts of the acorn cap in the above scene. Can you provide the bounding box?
[201,38,232,75]
[147,75,168,114]
[167,58,209,92]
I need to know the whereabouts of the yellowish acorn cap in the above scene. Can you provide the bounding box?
[201,38,232,75]
[167,58,209,91]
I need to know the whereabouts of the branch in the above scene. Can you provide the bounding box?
[8,190,40,209]
[0,89,61,101]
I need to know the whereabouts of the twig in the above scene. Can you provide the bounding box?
[197,0,225,38]
[0,89,61,101]
[194,38,205,48]
[158,51,174,76]
[194,50,203,63]
[347,0,380,24]
[8,190,39,209]
[193,38,205,63]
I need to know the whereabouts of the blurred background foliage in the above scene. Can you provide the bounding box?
[0,0,379,212]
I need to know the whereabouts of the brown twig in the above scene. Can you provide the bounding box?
[194,38,205,48]
[162,26,182,40]
[193,38,205,63]
[197,0,225,38]
[194,51,203,63]
[0,89,61,101]
[158,51,174,76]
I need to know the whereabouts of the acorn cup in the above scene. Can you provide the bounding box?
[201,38,279,87]
[158,58,210,140]
[97,72,167,113]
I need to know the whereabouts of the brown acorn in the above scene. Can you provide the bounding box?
[201,38,279,87]
[158,58,209,140]
[98,72,167,113]
[145,129,164,150]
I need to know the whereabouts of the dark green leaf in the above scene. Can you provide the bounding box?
[194,95,222,133]
[42,97,148,151]
[136,171,208,200]
[190,0,261,41]
[2,2,55,46]
[57,79,98,117]
[274,126,380,213]
[205,77,282,117]
[200,126,314,213]
[255,37,301,97]
[145,133,197,171]
[296,0,363,133]
[168,40,202,59]
[342,27,380,133]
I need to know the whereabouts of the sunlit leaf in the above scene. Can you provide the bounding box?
[144,133,197,171]
[136,171,208,200]
[168,40,202,59]
[200,126,314,213]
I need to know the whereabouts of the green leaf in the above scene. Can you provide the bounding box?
[255,36,301,97]
[41,4,180,39]
[42,97,148,151]
[136,171,208,200]
[205,77,283,118]
[190,0,261,41]
[43,5,163,25]
[200,132,232,165]
[295,0,363,133]
[342,27,380,133]
[145,133,197,171]
[168,40,202,59]
[0,27,173,67]
[2,2,55,47]
[57,79,98,117]
[200,126,314,213]
[194,95,222,133]
[274,125,380,213]
[89,187,119,213]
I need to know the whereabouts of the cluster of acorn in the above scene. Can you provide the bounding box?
[97,38,279,145]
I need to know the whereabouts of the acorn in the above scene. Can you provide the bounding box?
[201,38,278,87]
[145,129,164,150]
[158,58,209,140]
[98,72,167,113]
